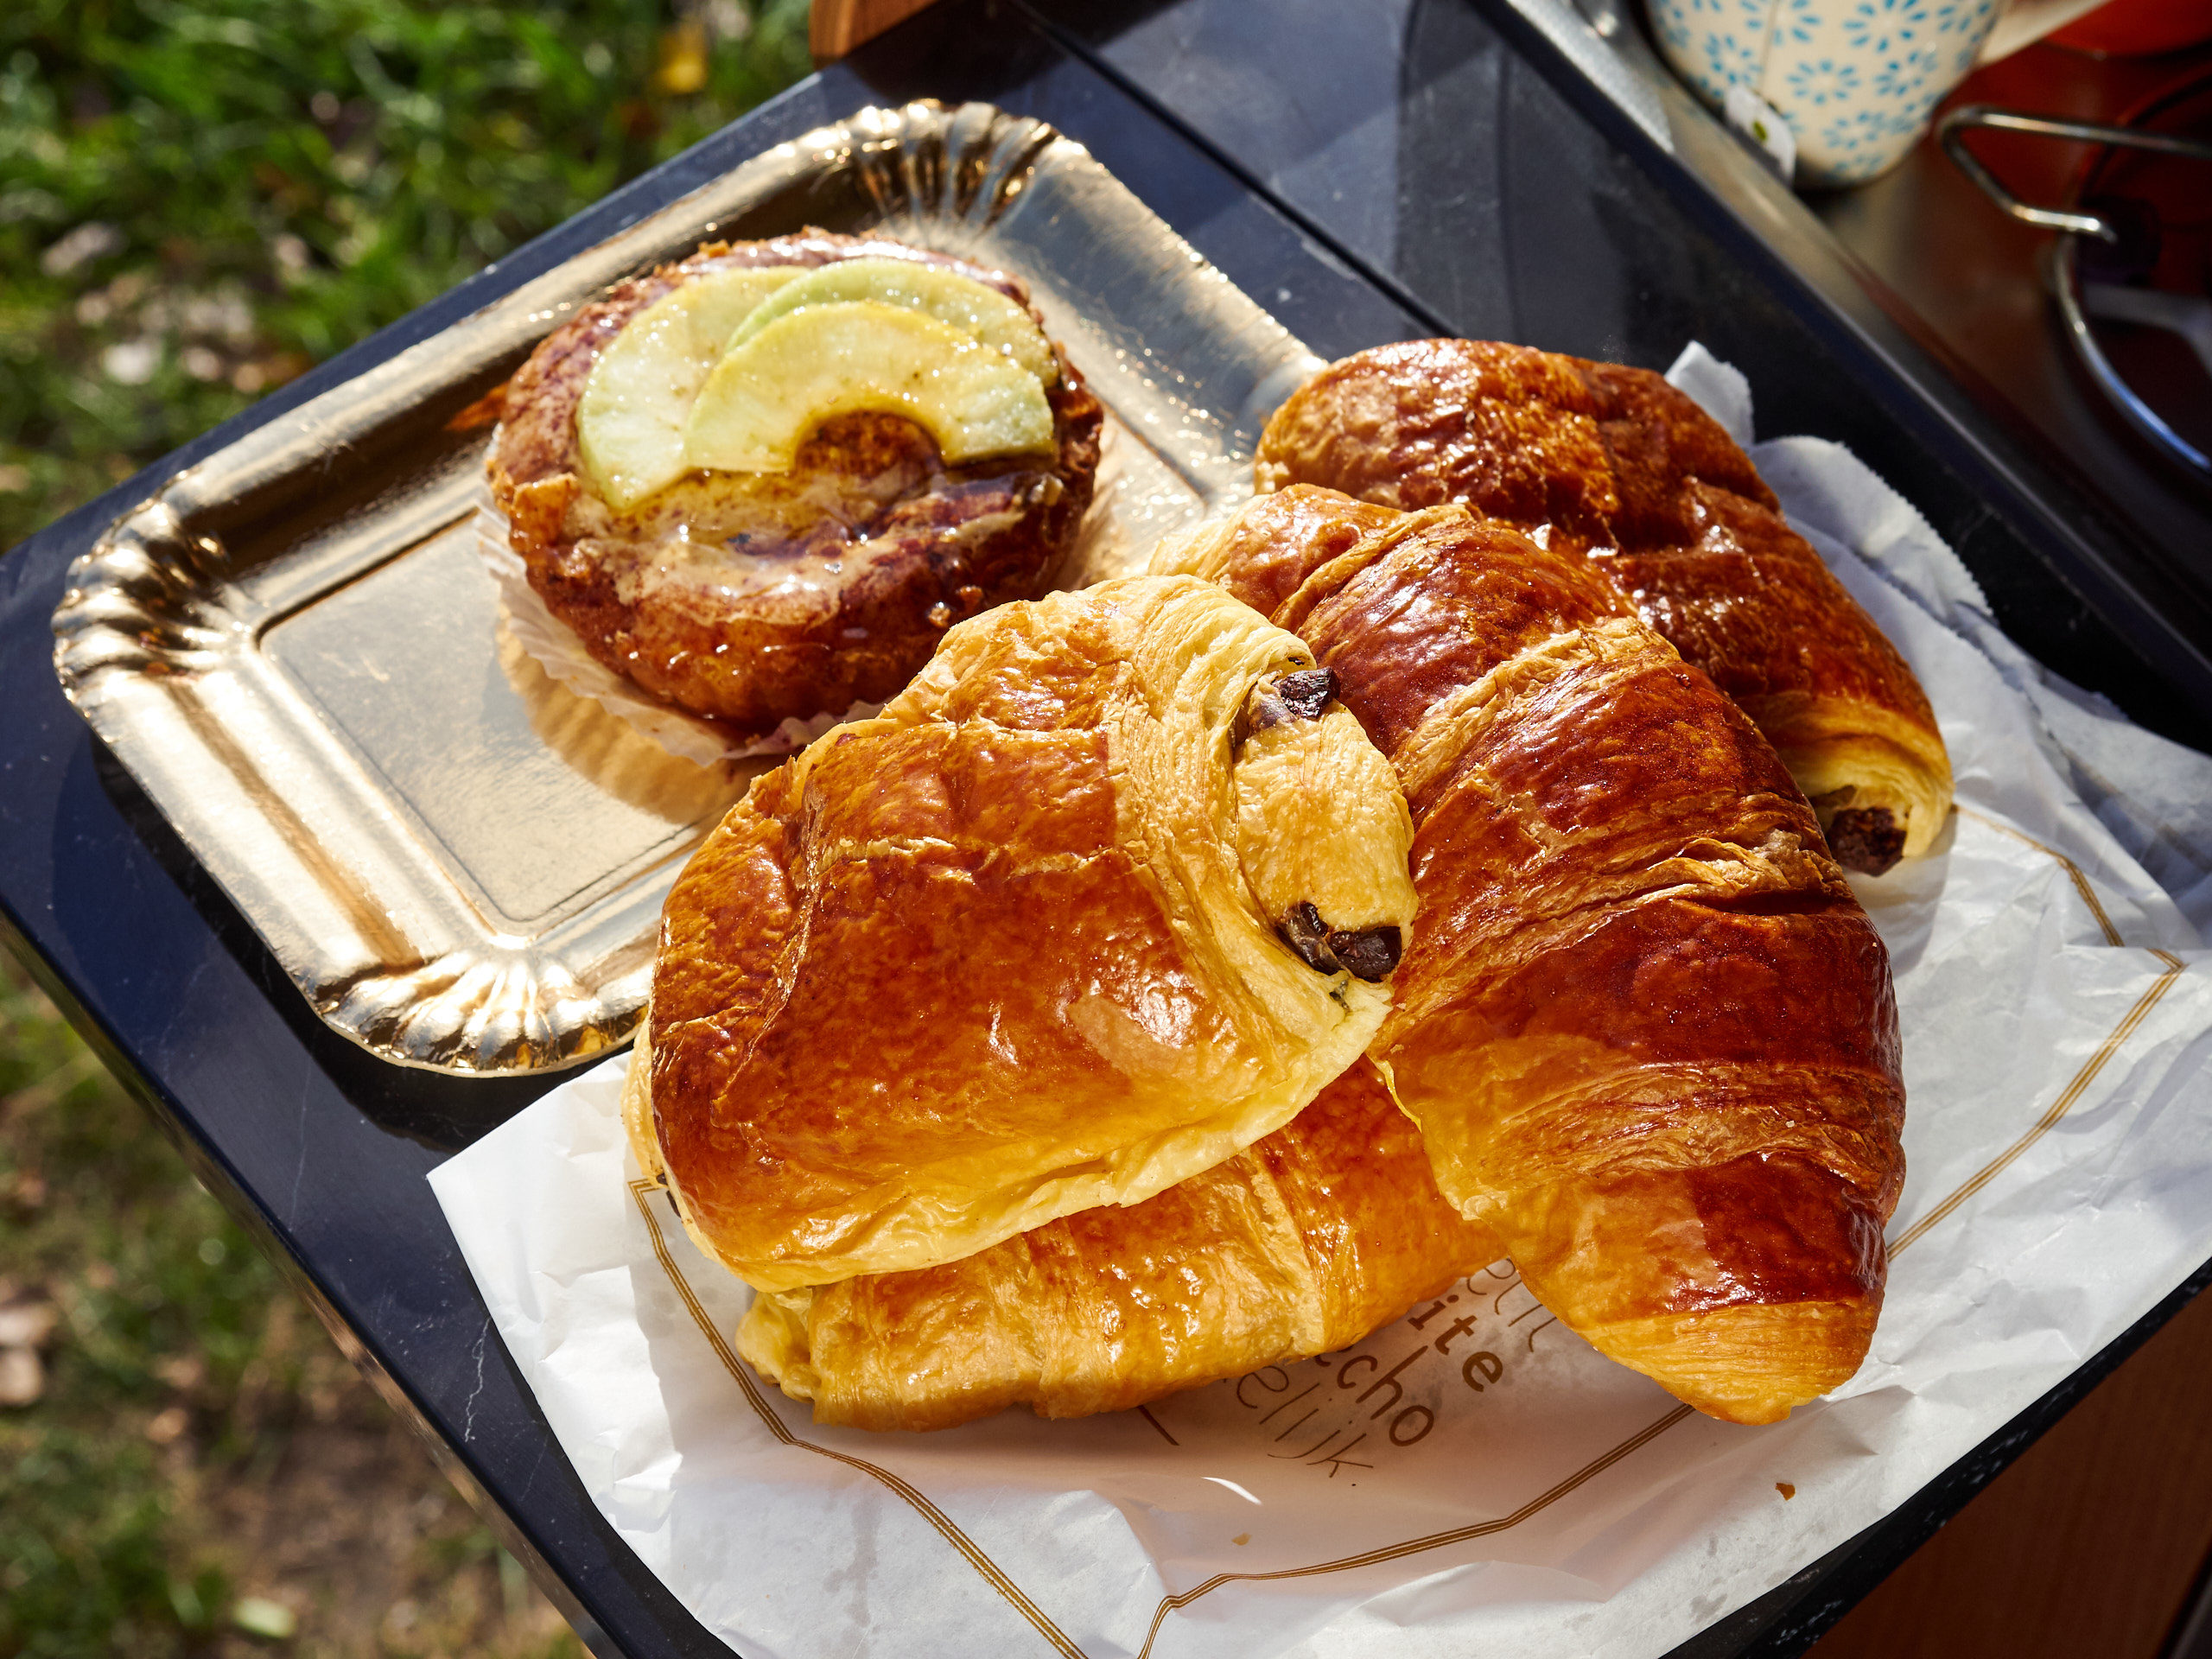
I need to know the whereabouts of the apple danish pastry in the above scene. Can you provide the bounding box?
[1154,487,1906,1424]
[1252,340,1950,873]
[713,1058,1499,1432]
[639,574,1418,1293]
[489,232,1103,738]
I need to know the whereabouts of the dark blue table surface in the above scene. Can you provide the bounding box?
[4,4,2207,1656]
[1027,0,2212,753]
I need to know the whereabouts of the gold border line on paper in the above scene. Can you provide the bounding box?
[1955,804,2124,947]
[1885,804,2185,1256]
[627,828,2190,1658]
[627,1180,1090,1659]
[630,1173,1693,1659]
[1126,1405,1696,1659]
[1889,948,2186,1257]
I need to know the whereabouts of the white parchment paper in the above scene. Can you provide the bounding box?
[430,346,2212,1659]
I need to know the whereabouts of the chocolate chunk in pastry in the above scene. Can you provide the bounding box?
[1155,488,1905,1426]
[635,573,1417,1293]
[1278,899,1341,974]
[1823,804,1908,876]
[1326,922,1403,982]
[716,1058,1500,1432]
[1275,666,1338,718]
[1252,340,1951,870]
[1276,902,1402,982]
[488,232,1103,738]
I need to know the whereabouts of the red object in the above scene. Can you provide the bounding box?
[2050,0,2212,55]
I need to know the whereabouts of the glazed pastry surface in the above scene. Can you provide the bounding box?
[1253,340,1950,872]
[489,232,1103,737]
[645,573,1417,1292]
[727,1058,1501,1431]
[1154,488,1906,1423]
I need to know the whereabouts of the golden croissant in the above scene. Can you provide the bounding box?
[1254,340,1951,873]
[725,1058,1500,1431]
[1154,486,1906,1424]
[636,572,1417,1292]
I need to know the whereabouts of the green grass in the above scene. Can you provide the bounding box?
[0,955,267,1657]
[1,4,811,1652]
[1,948,601,1658]
[0,0,811,550]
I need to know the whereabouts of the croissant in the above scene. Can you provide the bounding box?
[1253,340,1950,874]
[1154,487,1905,1423]
[639,573,1418,1292]
[722,1058,1501,1431]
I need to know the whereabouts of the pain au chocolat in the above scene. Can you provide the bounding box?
[489,232,1103,739]
[1154,487,1906,1425]
[635,574,1418,1294]
[1253,340,1950,874]
[721,1058,1499,1432]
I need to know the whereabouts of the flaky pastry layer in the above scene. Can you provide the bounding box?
[1252,339,1952,870]
[731,1058,1500,1430]
[645,574,1417,1291]
[1154,488,1905,1423]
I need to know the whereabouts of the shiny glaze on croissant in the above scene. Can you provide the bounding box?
[729,1058,1501,1431]
[643,573,1417,1292]
[1254,340,1951,874]
[1154,487,1905,1424]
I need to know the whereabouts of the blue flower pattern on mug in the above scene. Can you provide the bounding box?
[1820,99,1919,152]
[1786,57,1862,107]
[1775,0,1822,46]
[1840,0,1926,58]
[1872,45,1939,101]
[1648,0,1998,181]
[1703,27,1764,87]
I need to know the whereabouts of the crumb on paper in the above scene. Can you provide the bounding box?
[1233,1533,1250,1547]
[1776,1483,1796,1501]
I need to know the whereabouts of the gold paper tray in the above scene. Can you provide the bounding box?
[50,99,1324,1075]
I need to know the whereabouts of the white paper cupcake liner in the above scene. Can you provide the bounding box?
[473,497,879,768]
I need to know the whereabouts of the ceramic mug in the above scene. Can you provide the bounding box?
[1649,0,2005,186]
